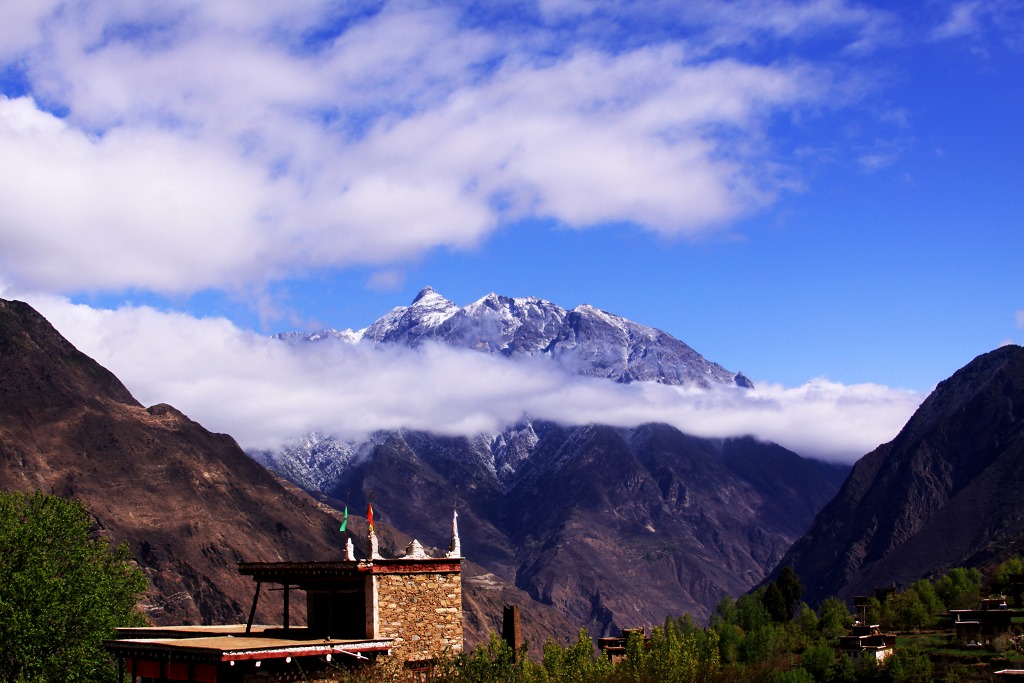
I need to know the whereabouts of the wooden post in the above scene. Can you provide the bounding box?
[327,590,334,640]
[246,581,262,634]
[284,584,290,632]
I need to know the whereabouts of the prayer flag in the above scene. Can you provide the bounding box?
[339,505,348,533]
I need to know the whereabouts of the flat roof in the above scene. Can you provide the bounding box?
[114,624,272,639]
[105,625,392,663]
[237,558,461,583]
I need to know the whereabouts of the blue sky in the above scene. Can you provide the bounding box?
[0,1,1020,460]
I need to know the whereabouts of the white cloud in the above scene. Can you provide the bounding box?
[677,0,898,53]
[17,294,923,462]
[0,1,63,59]
[929,1,1024,51]
[931,2,983,41]
[366,269,405,292]
[0,96,289,293]
[0,0,873,298]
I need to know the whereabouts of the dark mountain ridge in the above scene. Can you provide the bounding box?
[256,420,848,633]
[772,344,1024,605]
[0,298,347,624]
[0,298,575,647]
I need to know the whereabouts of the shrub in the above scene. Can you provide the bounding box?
[0,491,148,682]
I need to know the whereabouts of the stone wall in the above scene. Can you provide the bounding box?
[374,570,463,662]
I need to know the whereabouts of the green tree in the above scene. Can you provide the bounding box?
[827,653,858,683]
[713,595,739,627]
[777,567,804,619]
[908,579,943,621]
[991,555,1024,596]
[737,588,773,632]
[764,568,804,624]
[881,588,929,632]
[622,624,718,682]
[710,621,743,665]
[934,567,982,610]
[740,624,778,665]
[438,631,540,683]
[775,668,815,683]
[796,603,821,642]
[863,597,883,627]
[881,646,932,683]
[799,642,835,682]
[817,597,852,639]
[765,582,791,624]
[541,629,610,683]
[0,491,148,682]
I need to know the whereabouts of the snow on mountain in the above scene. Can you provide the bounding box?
[277,286,752,390]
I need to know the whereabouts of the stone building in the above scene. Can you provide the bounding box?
[951,595,1024,648]
[105,509,463,682]
[837,624,896,665]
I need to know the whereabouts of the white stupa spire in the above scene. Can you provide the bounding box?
[446,508,461,558]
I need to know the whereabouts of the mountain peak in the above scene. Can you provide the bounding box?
[288,288,750,389]
[412,286,439,304]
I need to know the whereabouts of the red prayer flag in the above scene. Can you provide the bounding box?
[367,502,374,532]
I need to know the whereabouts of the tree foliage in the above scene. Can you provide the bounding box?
[990,555,1023,598]
[764,567,803,623]
[881,589,929,632]
[542,629,612,683]
[817,597,852,639]
[933,567,982,611]
[0,491,148,683]
[625,617,721,683]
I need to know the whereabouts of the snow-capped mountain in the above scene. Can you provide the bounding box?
[251,287,838,638]
[277,286,752,389]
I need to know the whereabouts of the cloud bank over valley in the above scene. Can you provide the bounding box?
[1,1,1016,456]
[21,293,923,463]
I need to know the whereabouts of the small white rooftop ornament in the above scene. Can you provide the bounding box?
[369,528,381,560]
[367,502,382,560]
[446,508,461,559]
[402,539,429,559]
[345,536,355,561]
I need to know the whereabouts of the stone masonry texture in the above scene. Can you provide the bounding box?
[375,570,463,662]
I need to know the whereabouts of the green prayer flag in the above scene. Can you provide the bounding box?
[340,505,348,533]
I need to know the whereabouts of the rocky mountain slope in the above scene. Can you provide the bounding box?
[771,345,1024,605]
[277,287,753,388]
[0,297,355,625]
[257,287,850,634]
[253,422,849,633]
[0,297,574,647]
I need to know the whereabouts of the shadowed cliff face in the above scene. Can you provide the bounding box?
[0,298,346,625]
[773,345,1024,605]
[288,421,848,636]
[0,298,592,646]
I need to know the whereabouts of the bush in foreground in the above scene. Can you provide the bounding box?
[0,491,148,683]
